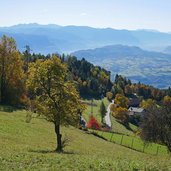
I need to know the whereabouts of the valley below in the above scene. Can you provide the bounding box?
[73,45,171,88]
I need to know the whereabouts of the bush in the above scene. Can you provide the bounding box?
[86,116,101,130]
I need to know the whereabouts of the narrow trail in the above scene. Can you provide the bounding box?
[104,100,114,128]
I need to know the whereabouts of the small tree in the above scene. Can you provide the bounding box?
[106,92,113,101]
[163,95,171,107]
[140,99,156,110]
[111,106,128,124]
[114,93,128,108]
[27,56,84,152]
[86,116,101,130]
[100,101,106,123]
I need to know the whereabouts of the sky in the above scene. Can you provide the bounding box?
[0,0,171,32]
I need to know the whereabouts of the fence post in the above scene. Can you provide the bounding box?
[156,146,159,155]
[110,133,114,142]
[131,138,134,149]
[120,135,124,145]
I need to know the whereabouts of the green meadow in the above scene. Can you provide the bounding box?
[92,130,168,155]
[0,107,171,171]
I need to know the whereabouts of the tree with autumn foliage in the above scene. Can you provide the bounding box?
[140,99,156,110]
[110,104,128,124]
[106,91,113,101]
[163,95,171,106]
[114,93,128,108]
[110,94,129,124]
[86,115,101,130]
[27,56,84,152]
[0,35,26,105]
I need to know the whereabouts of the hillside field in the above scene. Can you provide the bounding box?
[82,98,137,135]
[0,107,171,170]
[82,98,168,155]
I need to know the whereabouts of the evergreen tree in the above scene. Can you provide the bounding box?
[100,101,106,123]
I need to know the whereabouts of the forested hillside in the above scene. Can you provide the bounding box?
[21,51,171,100]
[72,45,171,88]
[1,35,171,107]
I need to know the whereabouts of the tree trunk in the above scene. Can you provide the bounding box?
[55,123,63,153]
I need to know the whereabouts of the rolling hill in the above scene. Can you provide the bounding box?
[72,45,171,88]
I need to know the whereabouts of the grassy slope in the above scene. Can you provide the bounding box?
[82,98,110,123]
[82,98,168,155]
[110,116,137,136]
[82,98,137,135]
[92,130,168,155]
[0,108,171,170]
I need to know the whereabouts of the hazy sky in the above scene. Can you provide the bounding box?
[1,0,171,32]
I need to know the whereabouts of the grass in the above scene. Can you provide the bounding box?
[110,115,137,136]
[92,130,168,155]
[0,107,171,170]
[83,99,168,155]
[82,97,110,123]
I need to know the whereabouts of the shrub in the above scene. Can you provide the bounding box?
[86,116,101,130]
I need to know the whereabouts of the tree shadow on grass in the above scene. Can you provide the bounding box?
[116,120,134,132]
[0,105,17,112]
[28,149,76,155]
[81,94,102,100]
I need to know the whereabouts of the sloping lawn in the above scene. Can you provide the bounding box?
[0,108,171,170]
[92,130,168,155]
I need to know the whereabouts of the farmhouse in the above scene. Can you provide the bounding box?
[128,107,145,116]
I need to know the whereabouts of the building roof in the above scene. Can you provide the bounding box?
[128,107,144,113]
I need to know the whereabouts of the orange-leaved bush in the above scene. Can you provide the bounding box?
[86,115,101,130]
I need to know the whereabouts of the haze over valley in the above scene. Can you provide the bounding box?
[1,23,171,88]
[72,45,171,88]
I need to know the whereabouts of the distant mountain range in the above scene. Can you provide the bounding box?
[1,23,171,88]
[164,46,171,54]
[0,23,171,53]
[72,45,171,88]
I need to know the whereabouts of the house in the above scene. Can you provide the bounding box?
[128,107,145,125]
[128,107,145,116]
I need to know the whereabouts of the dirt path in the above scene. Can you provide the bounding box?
[104,100,114,128]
